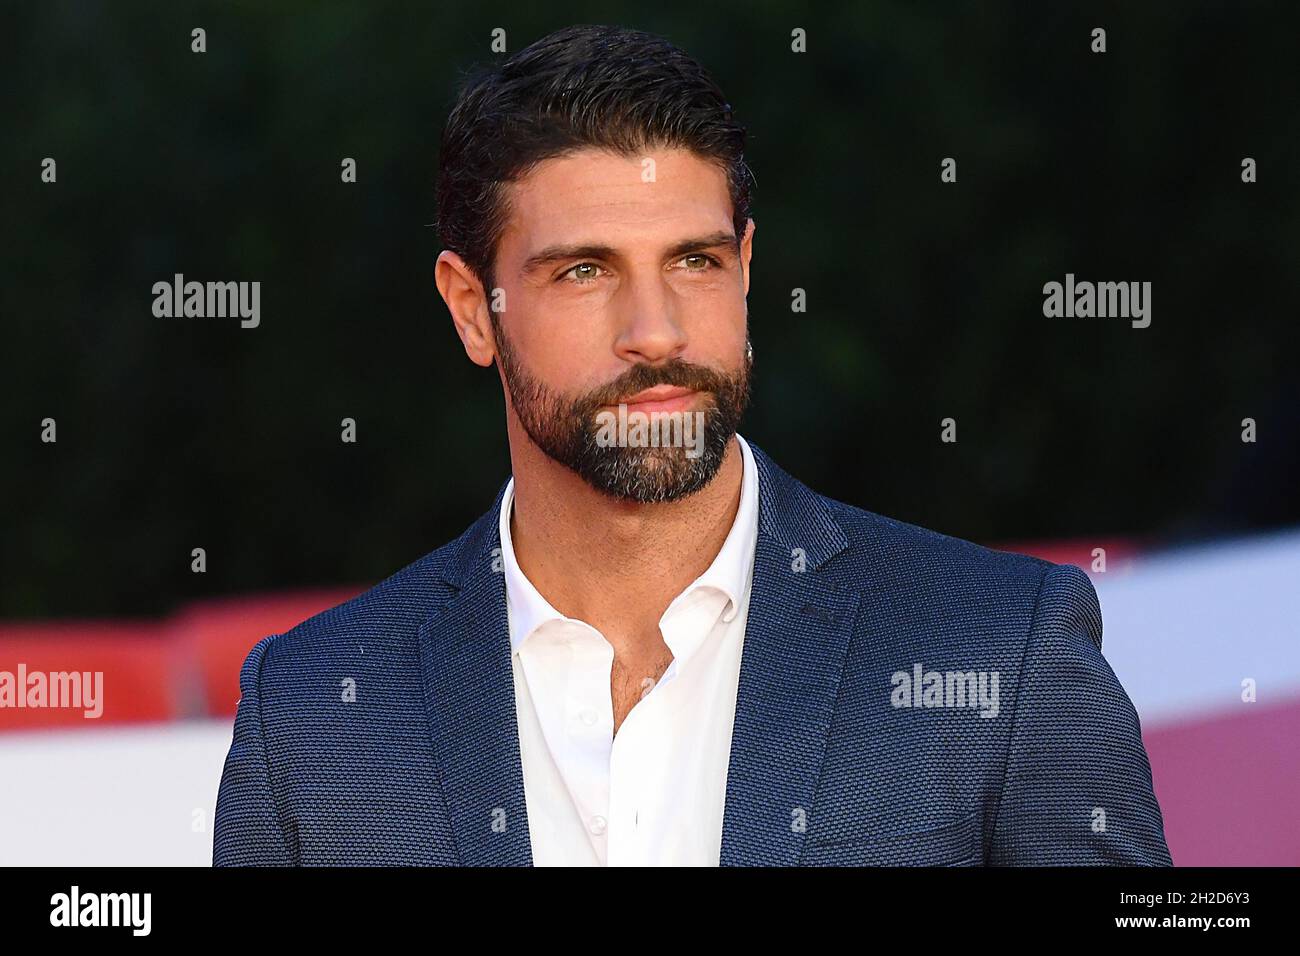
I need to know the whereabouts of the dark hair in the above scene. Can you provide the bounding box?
[435,24,753,297]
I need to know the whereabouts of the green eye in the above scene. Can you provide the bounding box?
[561,262,604,284]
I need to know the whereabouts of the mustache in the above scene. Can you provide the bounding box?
[581,359,730,408]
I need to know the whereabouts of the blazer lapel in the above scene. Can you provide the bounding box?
[417,483,534,866]
[720,445,861,865]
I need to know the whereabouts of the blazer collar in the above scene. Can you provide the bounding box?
[417,440,859,865]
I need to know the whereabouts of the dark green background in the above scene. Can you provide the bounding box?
[4,1,1297,616]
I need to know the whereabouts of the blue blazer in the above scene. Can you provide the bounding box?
[214,442,1172,866]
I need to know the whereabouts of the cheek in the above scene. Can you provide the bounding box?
[681,290,748,353]
[503,301,611,387]
[515,284,614,341]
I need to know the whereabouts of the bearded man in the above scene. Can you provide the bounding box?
[214,24,1171,868]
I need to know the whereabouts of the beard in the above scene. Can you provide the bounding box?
[495,326,752,504]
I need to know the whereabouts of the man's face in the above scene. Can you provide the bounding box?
[489,146,754,503]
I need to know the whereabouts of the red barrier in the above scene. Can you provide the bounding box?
[172,588,363,718]
[0,588,361,730]
[0,622,176,728]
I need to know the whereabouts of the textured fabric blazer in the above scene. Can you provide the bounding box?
[213,442,1172,866]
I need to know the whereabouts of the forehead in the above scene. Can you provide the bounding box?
[499,146,734,257]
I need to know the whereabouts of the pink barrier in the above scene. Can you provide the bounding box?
[1144,695,1300,866]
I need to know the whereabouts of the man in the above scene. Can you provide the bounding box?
[214,24,1171,866]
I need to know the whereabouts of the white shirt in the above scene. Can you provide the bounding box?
[499,434,759,866]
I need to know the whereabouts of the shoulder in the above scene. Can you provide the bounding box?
[797,485,1108,698]
[248,505,497,679]
[746,441,1090,629]
[803,485,1098,646]
[823,492,1052,589]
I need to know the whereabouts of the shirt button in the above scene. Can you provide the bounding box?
[579,707,597,726]
[590,815,607,835]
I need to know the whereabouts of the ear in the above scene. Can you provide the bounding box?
[739,218,755,297]
[435,250,496,367]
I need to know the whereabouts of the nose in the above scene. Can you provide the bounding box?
[612,270,688,365]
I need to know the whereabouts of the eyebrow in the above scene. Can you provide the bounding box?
[519,229,739,276]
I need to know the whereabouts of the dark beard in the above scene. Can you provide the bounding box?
[496,328,752,503]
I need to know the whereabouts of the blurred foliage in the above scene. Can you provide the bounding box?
[2,1,1297,616]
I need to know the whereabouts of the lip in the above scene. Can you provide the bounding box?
[609,385,700,415]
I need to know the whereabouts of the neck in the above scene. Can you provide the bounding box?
[505,417,744,644]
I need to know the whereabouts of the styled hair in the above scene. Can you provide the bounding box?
[435,24,753,296]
